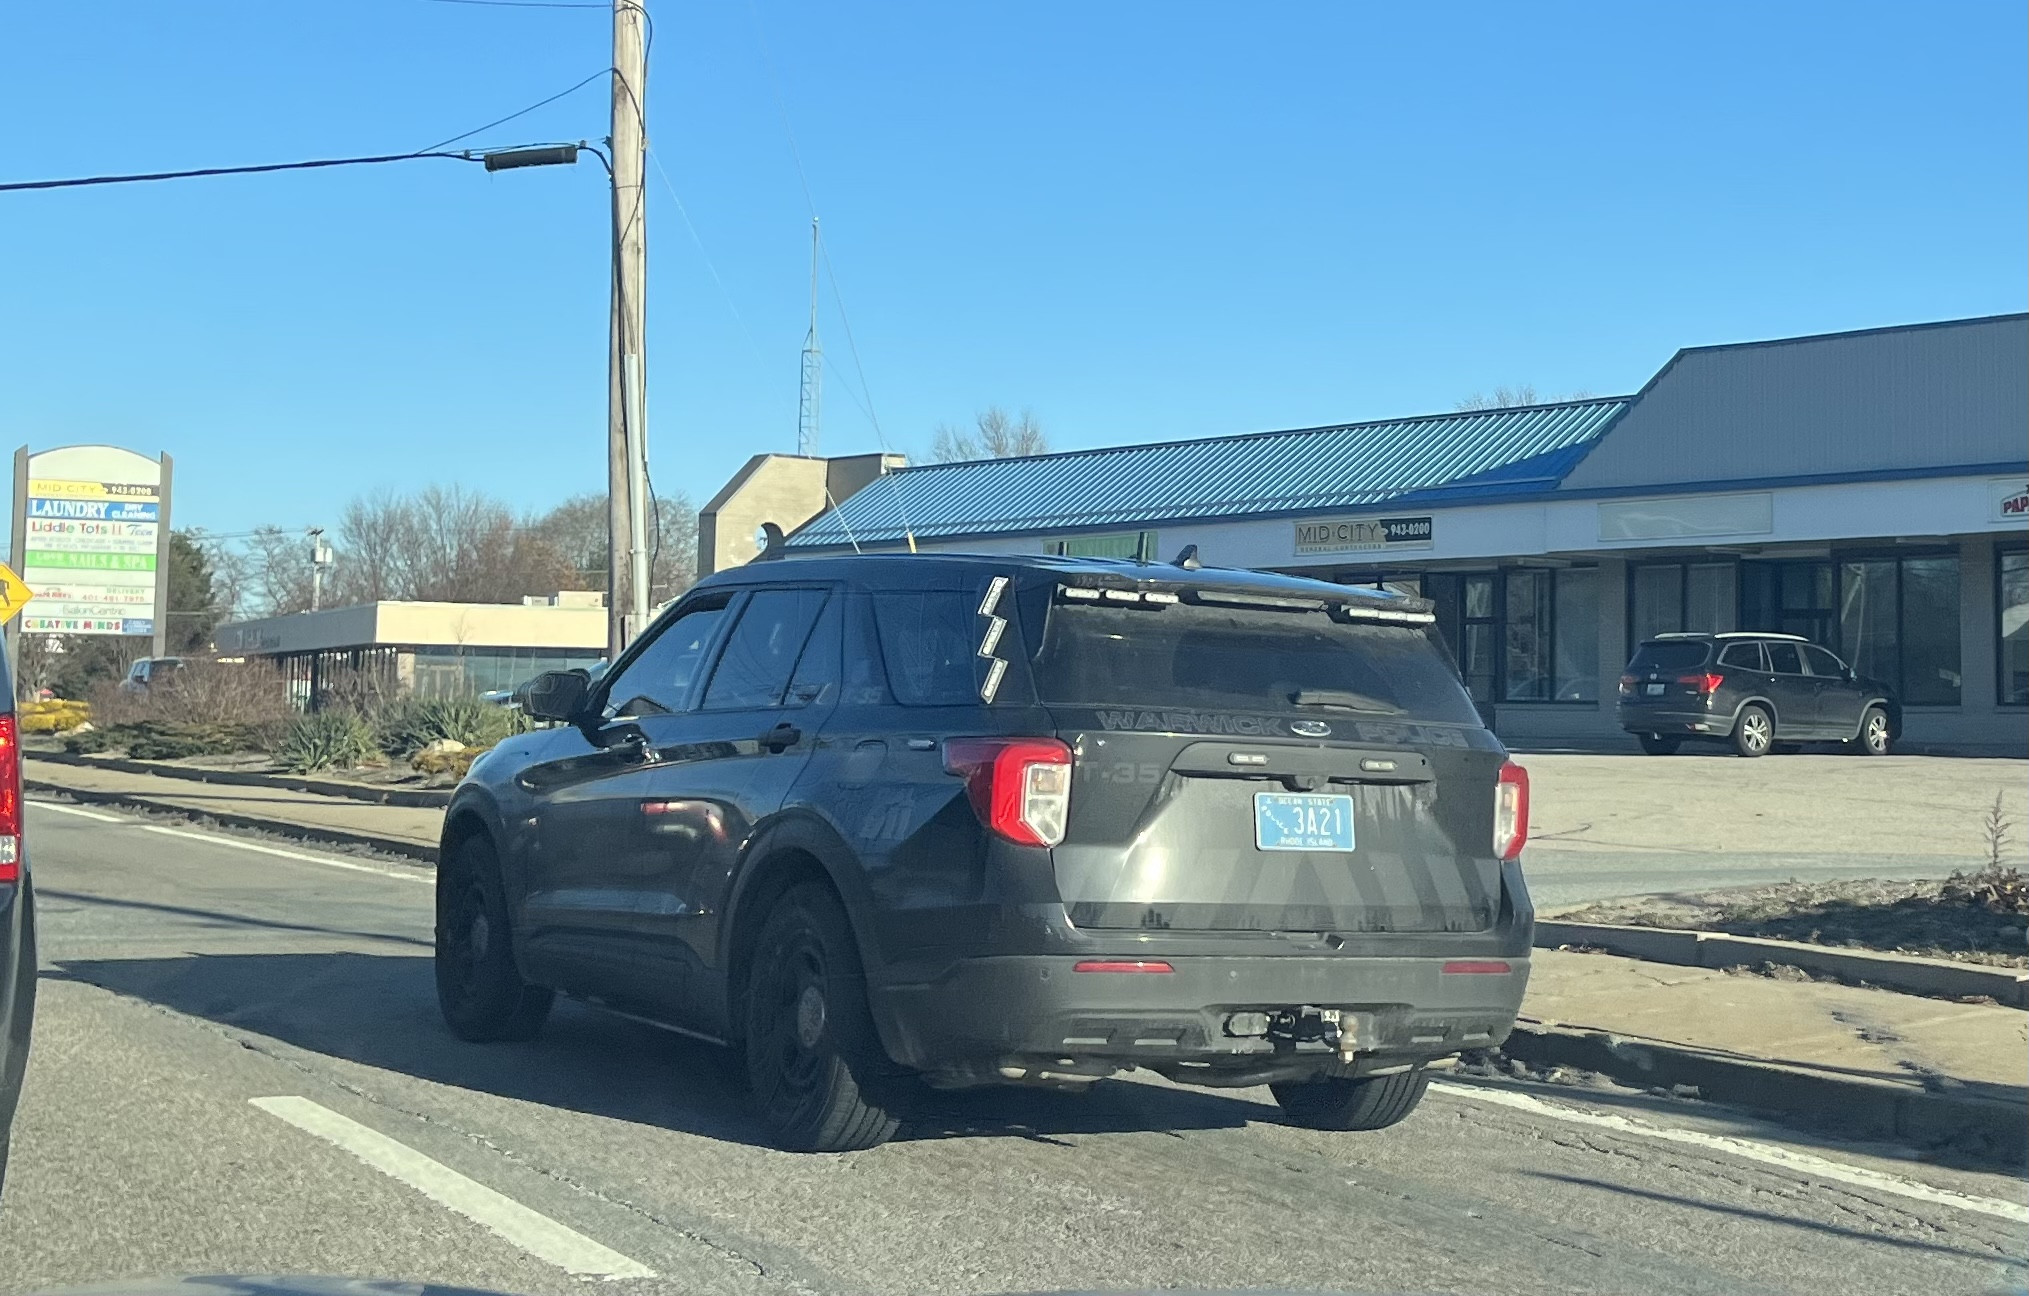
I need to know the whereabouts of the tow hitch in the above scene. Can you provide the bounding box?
[1234,1006,1374,1063]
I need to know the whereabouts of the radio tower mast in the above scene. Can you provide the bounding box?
[797,217,822,457]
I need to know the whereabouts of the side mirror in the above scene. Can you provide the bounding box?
[521,669,593,723]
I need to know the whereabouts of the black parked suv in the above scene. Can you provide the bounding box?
[1617,632,1898,757]
[435,553,1533,1151]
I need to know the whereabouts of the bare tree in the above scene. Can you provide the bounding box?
[931,406,1049,462]
[1454,385,1595,411]
[333,488,411,604]
[246,525,318,615]
[529,491,697,607]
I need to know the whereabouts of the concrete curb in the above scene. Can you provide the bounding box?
[1534,919,2029,1008]
[22,776,440,865]
[1502,1022,2028,1167]
[27,749,453,809]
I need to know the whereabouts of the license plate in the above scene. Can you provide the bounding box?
[1644,683,1666,696]
[1254,792,1356,852]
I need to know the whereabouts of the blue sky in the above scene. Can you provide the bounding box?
[2,1,2023,538]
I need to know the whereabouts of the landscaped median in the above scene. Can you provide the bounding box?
[22,749,445,861]
[1519,878,2028,1166]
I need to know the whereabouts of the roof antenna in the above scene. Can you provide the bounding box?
[754,521,788,563]
[1173,544,1201,571]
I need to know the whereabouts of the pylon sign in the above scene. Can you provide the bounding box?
[9,445,173,652]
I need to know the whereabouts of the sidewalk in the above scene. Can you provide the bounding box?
[21,753,2027,1159]
[23,753,444,859]
[1525,947,2024,1096]
[1513,949,2027,1161]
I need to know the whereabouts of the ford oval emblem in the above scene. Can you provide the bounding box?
[1289,719,1332,738]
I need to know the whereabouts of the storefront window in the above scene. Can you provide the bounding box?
[1503,567,1599,702]
[1504,571,1551,700]
[1044,531,1154,560]
[1684,563,1737,635]
[1629,560,1736,652]
[1839,560,1899,693]
[1425,572,1496,703]
[1630,565,1681,643]
[1553,567,1600,701]
[1837,555,1961,706]
[2001,550,2029,706]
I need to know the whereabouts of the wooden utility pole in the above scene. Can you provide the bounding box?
[608,0,650,658]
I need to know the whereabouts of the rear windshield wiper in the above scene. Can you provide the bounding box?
[1289,688,1401,714]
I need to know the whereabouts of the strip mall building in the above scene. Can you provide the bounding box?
[701,314,2028,753]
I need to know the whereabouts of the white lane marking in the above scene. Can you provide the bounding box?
[27,798,430,884]
[251,1096,654,1279]
[139,824,430,883]
[1432,1080,2029,1225]
[25,799,126,823]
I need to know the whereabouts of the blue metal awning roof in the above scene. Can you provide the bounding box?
[788,397,1631,550]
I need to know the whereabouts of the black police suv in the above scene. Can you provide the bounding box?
[0,644,36,1191]
[435,553,1533,1151]
[1617,632,1898,757]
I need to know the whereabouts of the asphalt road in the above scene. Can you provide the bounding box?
[1,800,2023,1296]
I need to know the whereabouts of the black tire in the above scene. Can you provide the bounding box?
[435,834,553,1043]
[1852,705,1892,756]
[743,882,901,1152]
[1731,704,1774,758]
[1270,1067,1429,1131]
[1637,733,1681,755]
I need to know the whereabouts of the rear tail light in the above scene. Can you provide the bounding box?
[943,737,1073,847]
[0,713,19,883]
[1442,960,1513,975]
[1677,672,1725,696]
[1493,760,1529,861]
[1617,674,1638,696]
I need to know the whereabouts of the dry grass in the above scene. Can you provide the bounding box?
[87,658,295,750]
[1558,870,2029,968]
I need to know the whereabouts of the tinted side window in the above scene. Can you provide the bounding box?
[606,601,732,717]
[873,590,980,706]
[1718,641,1766,670]
[703,589,829,710]
[1802,645,1846,677]
[1765,643,1805,675]
[785,594,843,708]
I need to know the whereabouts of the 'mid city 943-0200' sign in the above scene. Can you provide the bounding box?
[1293,514,1435,556]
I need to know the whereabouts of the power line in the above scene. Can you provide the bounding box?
[0,150,483,194]
[416,66,611,154]
[425,0,604,7]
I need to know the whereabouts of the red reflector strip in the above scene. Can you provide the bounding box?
[1441,960,1512,975]
[1072,960,1175,974]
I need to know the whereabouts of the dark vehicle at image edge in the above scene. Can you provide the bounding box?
[434,553,1533,1151]
[0,644,36,1190]
[1617,631,1899,758]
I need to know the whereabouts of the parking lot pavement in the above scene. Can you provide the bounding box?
[5,799,2025,1296]
[1518,753,2029,910]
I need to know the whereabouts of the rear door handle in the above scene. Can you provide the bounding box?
[759,722,802,753]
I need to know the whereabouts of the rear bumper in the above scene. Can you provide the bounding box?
[1617,705,1726,735]
[870,949,1529,1087]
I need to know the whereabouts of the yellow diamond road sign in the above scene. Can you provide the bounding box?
[0,563,36,625]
